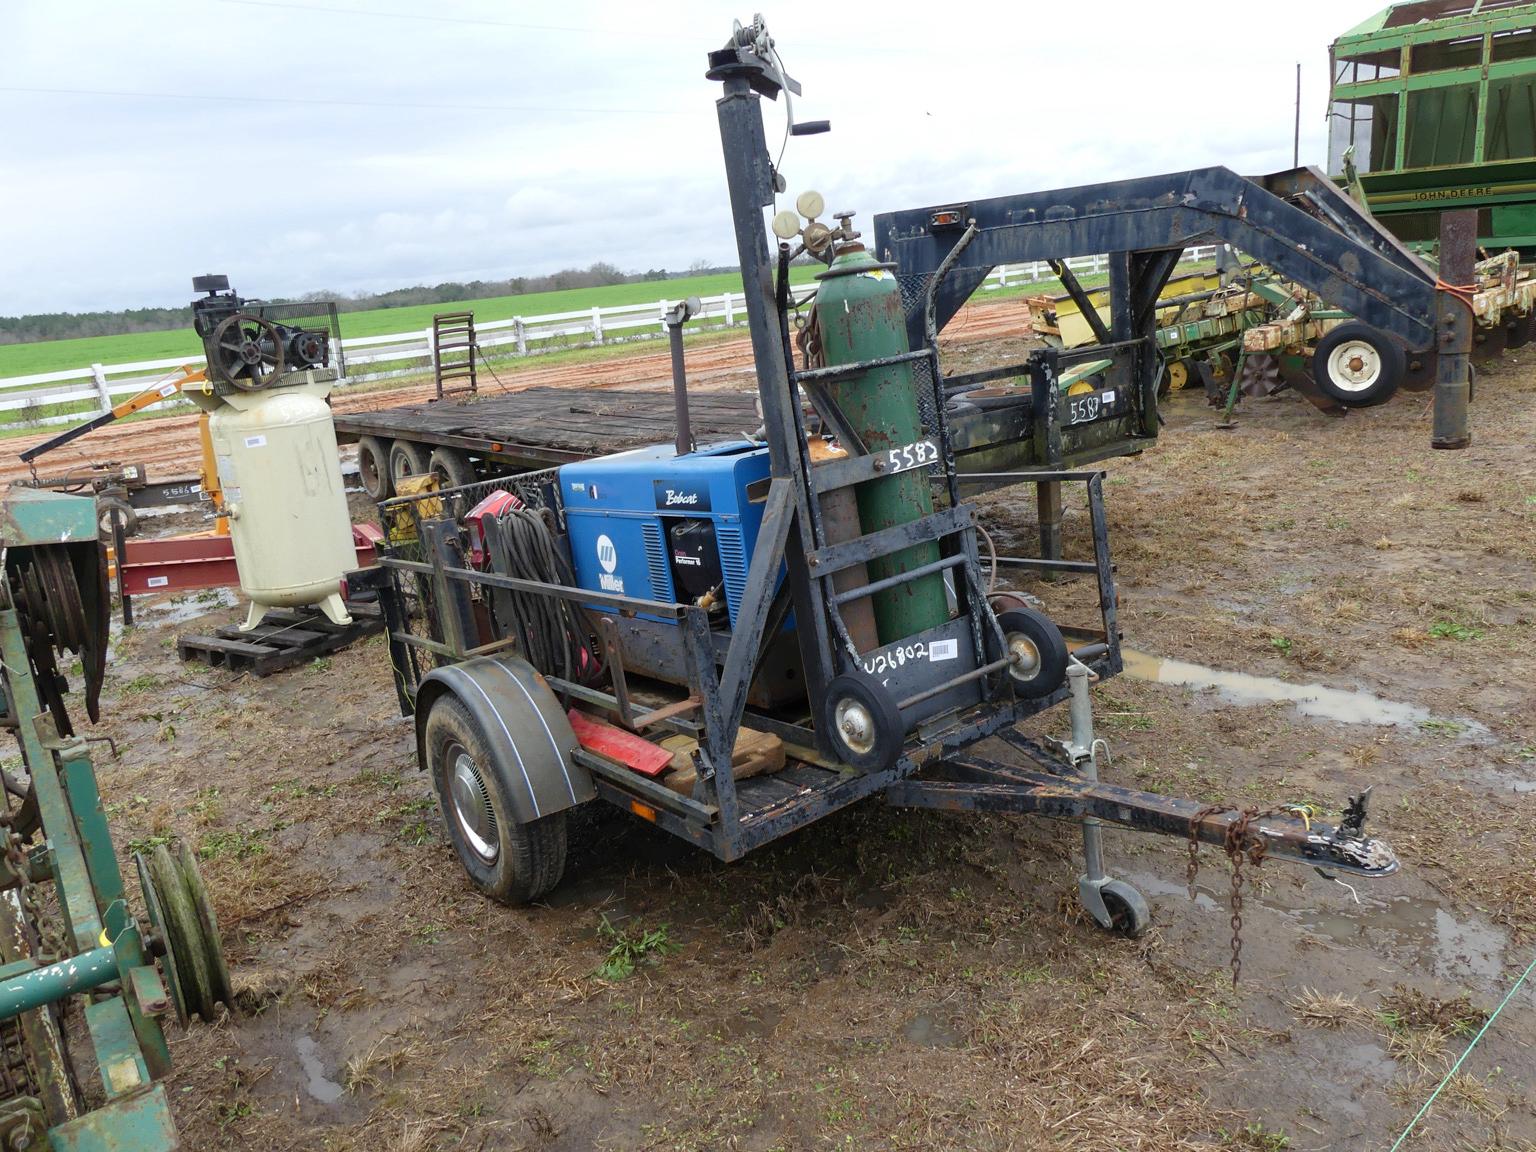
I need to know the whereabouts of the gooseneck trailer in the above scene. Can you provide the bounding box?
[364,17,1473,947]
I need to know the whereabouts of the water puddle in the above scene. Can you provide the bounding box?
[902,1013,962,1048]
[1130,869,1508,981]
[1121,649,1483,734]
[295,1035,345,1104]
[130,586,241,627]
[1290,895,1507,981]
[1123,870,1222,913]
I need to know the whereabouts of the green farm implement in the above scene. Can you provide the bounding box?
[0,488,231,1150]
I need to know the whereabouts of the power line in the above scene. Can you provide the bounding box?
[0,84,687,117]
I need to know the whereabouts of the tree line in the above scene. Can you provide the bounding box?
[0,261,736,346]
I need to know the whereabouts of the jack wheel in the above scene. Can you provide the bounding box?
[823,674,905,771]
[137,843,235,1024]
[97,496,138,540]
[1097,879,1150,938]
[996,608,1068,699]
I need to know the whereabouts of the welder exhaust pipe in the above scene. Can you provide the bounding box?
[665,297,702,456]
[1433,209,1474,450]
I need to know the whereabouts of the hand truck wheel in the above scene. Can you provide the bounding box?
[995,608,1068,698]
[822,673,905,771]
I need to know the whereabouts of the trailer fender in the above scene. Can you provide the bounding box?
[414,656,593,823]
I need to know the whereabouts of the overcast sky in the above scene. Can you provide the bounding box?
[1,0,1384,315]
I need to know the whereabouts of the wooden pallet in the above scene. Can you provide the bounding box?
[177,600,383,676]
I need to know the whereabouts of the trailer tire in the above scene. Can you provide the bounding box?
[1312,323,1404,407]
[823,674,906,771]
[996,607,1068,699]
[389,439,432,489]
[424,695,568,904]
[357,436,392,501]
[429,447,476,491]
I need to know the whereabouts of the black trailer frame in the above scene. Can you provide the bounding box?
[362,17,1419,927]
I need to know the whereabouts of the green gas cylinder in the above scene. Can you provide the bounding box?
[811,240,949,644]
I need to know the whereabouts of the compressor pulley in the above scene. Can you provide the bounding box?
[208,313,286,391]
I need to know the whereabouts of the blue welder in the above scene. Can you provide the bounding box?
[559,440,802,706]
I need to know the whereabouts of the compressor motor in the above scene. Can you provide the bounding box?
[191,273,331,393]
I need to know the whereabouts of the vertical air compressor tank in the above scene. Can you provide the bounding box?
[206,379,355,631]
[811,239,948,644]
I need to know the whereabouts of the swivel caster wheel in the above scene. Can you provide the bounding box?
[1079,876,1150,938]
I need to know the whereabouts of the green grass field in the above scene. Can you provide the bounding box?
[0,269,823,381]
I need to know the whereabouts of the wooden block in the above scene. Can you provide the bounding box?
[662,730,785,796]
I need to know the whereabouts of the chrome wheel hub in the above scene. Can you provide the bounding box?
[834,698,876,756]
[448,745,498,865]
[1008,634,1042,681]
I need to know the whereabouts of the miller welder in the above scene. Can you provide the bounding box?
[559,440,804,706]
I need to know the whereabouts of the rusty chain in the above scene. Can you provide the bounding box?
[1187,804,1283,986]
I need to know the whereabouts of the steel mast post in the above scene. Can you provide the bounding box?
[1433,208,1475,450]
[711,59,835,732]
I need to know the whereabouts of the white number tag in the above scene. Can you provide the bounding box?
[884,439,938,475]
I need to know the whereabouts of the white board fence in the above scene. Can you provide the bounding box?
[0,247,1216,435]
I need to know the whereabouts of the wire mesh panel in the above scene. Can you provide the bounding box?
[378,468,564,690]
[247,300,346,376]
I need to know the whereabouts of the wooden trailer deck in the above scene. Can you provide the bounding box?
[334,386,764,471]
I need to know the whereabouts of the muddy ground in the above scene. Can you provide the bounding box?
[69,343,1536,1150]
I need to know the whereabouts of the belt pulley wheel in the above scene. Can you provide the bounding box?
[137,844,234,1025]
[6,543,110,734]
[209,313,284,391]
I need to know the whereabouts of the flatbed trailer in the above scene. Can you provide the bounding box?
[333,386,765,490]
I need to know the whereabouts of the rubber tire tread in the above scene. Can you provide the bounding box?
[1311,322,1404,408]
[996,607,1069,699]
[357,435,392,501]
[425,695,568,905]
[389,439,432,486]
[822,673,906,772]
[429,447,476,490]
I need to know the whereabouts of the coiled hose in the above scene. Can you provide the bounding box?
[481,507,605,687]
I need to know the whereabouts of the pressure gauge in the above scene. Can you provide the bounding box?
[771,210,802,240]
[796,189,825,220]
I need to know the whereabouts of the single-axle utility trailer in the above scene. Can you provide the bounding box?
[363,17,1471,945]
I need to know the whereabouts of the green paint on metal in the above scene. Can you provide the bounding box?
[60,751,127,909]
[812,245,948,644]
[48,1083,178,1151]
[0,610,102,951]
[0,945,116,1019]
[0,488,98,548]
[83,997,151,1101]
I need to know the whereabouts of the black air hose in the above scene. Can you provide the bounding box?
[482,508,605,687]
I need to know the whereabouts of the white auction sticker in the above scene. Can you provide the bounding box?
[243,434,267,449]
[928,638,959,662]
[146,576,169,589]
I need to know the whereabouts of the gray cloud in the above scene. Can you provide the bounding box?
[2,0,1371,313]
